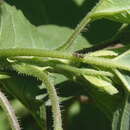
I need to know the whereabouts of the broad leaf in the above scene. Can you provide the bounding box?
[0,2,90,51]
[90,0,130,24]
[37,25,91,51]
[0,2,46,49]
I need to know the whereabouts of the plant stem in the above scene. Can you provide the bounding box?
[55,64,114,77]
[40,72,63,130]
[55,17,91,50]
[13,64,63,130]
[0,89,21,130]
[0,48,73,59]
[81,56,130,72]
[10,57,114,77]
[114,69,130,93]
[0,48,130,72]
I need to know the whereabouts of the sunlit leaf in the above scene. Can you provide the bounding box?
[90,0,130,24]
[37,25,91,51]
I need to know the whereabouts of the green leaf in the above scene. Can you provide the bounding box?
[88,50,118,57]
[111,51,130,130]
[114,50,130,66]
[0,2,46,49]
[0,2,90,52]
[37,25,91,51]
[83,75,120,119]
[111,50,130,130]
[112,50,130,92]
[112,92,130,130]
[6,0,47,25]
[84,75,118,96]
[90,0,130,24]
[112,51,130,130]
[6,0,98,27]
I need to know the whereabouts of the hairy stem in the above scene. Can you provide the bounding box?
[0,48,130,72]
[0,89,21,130]
[82,56,130,72]
[13,64,63,130]
[40,71,63,130]
[55,0,112,51]
[55,17,91,50]
[10,57,113,77]
[55,64,114,77]
[0,48,73,59]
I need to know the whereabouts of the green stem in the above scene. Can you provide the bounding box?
[0,48,130,72]
[55,17,91,50]
[10,57,113,77]
[0,89,21,130]
[0,48,73,59]
[41,72,63,130]
[55,64,113,77]
[81,56,130,72]
[13,64,63,130]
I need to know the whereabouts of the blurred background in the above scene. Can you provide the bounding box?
[0,0,121,129]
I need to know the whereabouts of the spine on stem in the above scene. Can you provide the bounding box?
[12,63,63,130]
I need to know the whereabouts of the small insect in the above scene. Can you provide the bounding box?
[73,52,84,58]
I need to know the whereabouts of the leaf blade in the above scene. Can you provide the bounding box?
[90,0,130,24]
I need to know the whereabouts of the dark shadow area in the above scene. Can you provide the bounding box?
[5,0,98,27]
[66,102,111,130]
[5,0,80,27]
[5,0,122,46]
[84,19,122,44]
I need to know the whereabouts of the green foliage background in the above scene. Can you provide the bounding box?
[0,0,112,130]
[1,0,130,130]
